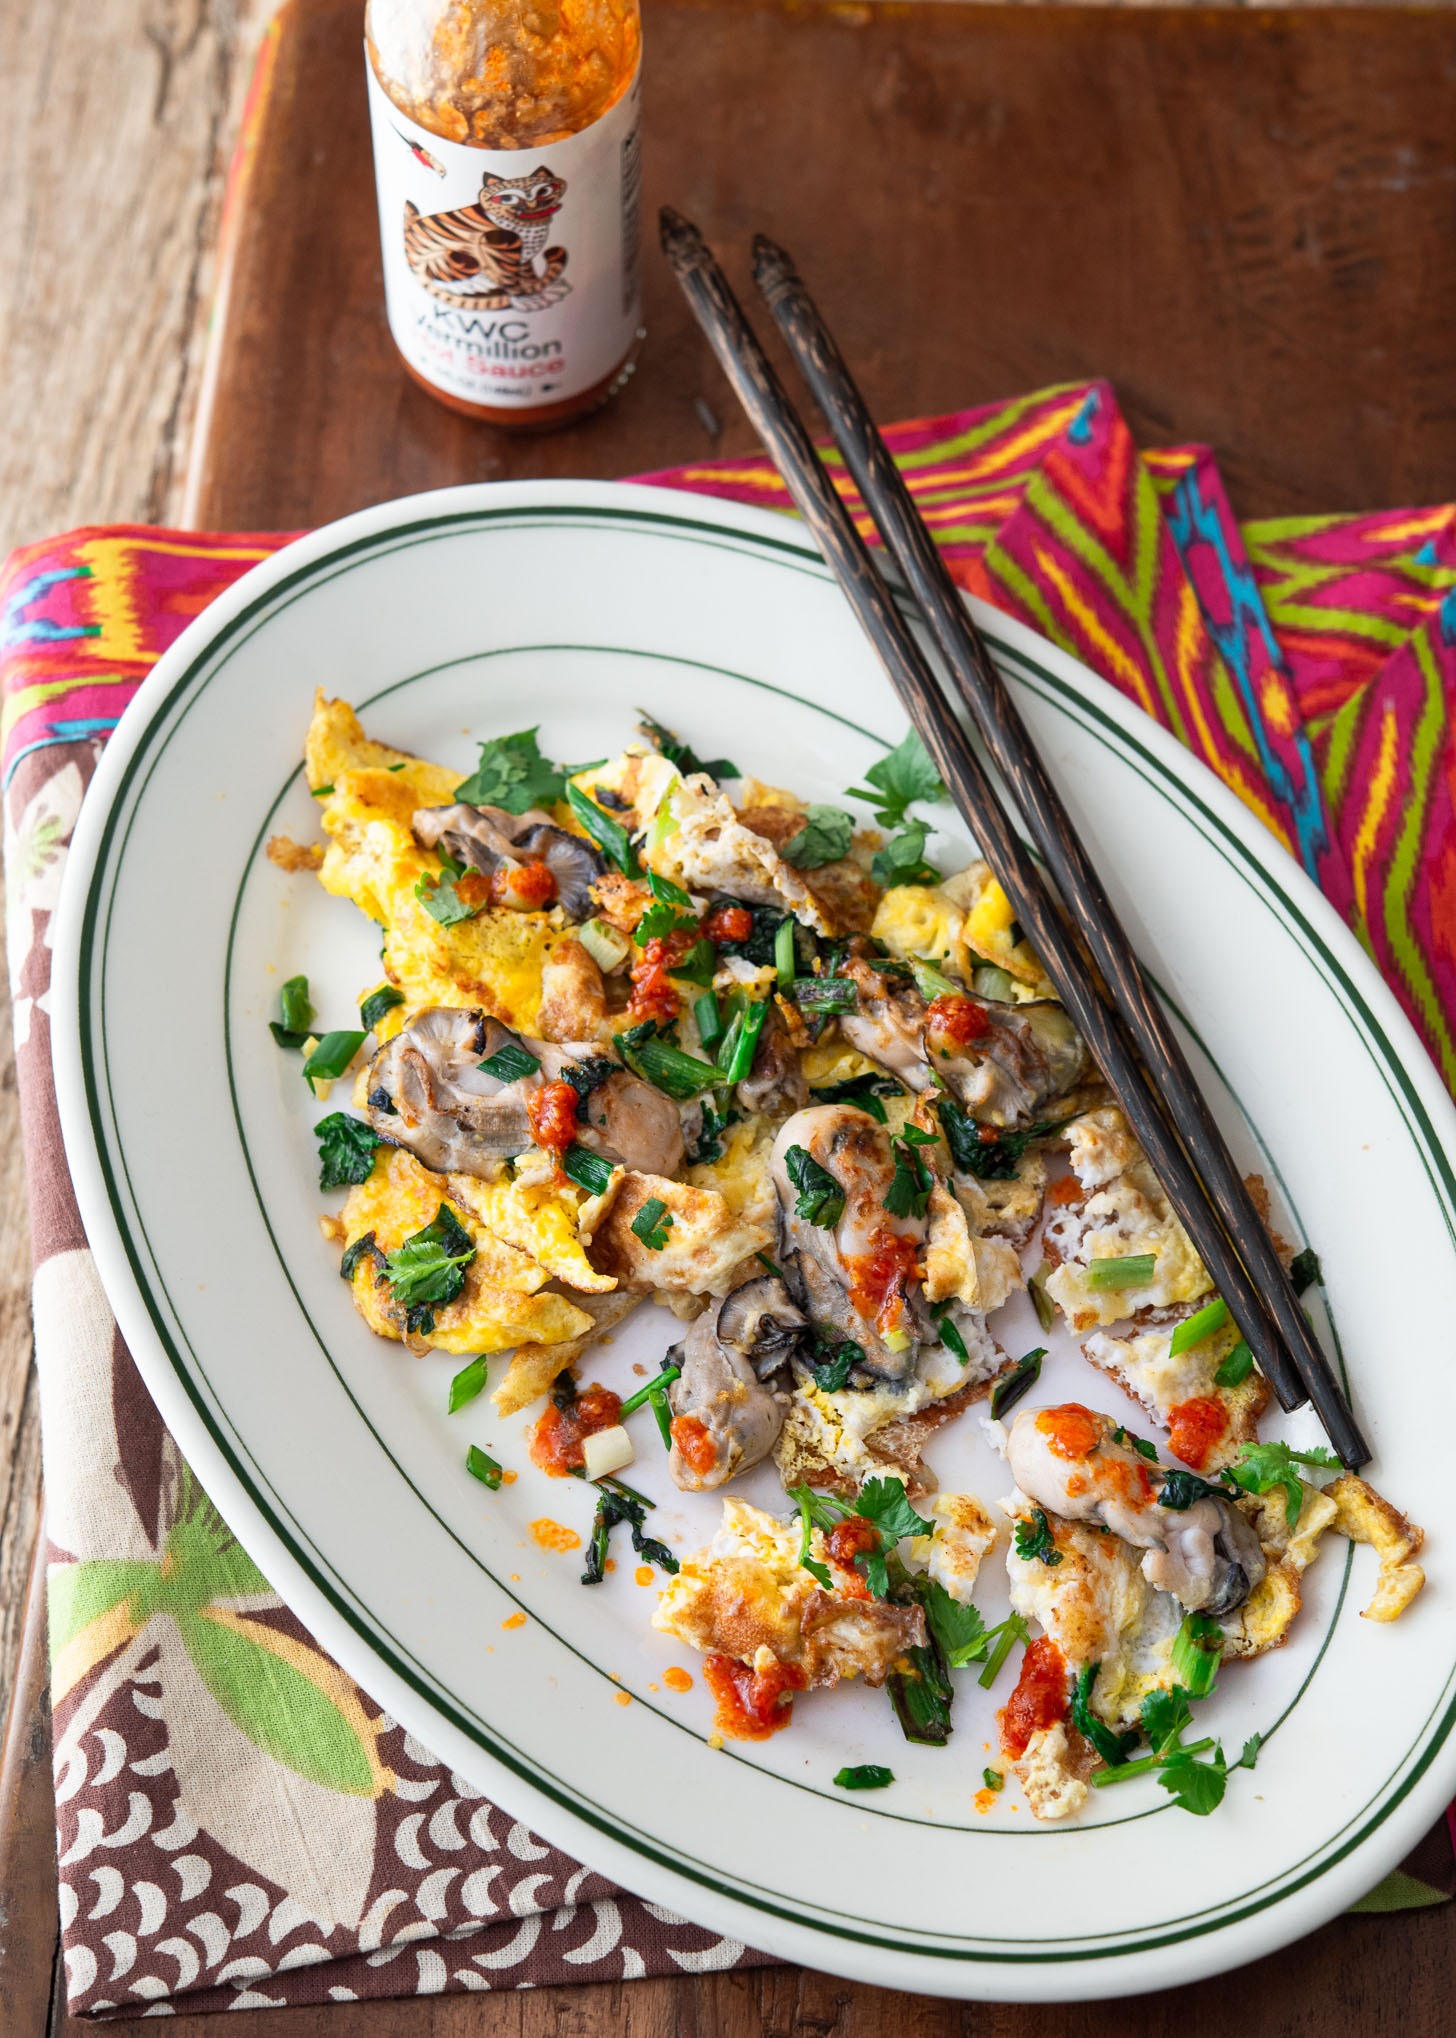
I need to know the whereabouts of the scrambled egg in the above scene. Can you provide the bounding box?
[909,1492,998,1605]
[578,1169,769,1295]
[307,694,566,1032]
[1044,1108,1213,1329]
[652,1498,921,1688]
[339,1147,593,1357]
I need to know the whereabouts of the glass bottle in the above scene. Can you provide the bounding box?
[365,0,643,429]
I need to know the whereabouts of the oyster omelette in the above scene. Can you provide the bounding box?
[269,691,1425,1822]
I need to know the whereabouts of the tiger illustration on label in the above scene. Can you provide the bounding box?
[402,165,571,312]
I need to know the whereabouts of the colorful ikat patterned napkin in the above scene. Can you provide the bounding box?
[5,379,1456,2017]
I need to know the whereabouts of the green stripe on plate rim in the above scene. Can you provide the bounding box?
[72,500,1456,1965]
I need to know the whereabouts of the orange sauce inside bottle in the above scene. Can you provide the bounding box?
[366,0,643,428]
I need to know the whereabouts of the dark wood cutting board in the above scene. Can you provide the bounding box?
[6,1,1456,2031]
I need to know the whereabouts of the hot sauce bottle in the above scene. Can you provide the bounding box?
[365,1,643,428]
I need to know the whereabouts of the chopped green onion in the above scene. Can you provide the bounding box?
[578,917,631,973]
[971,963,1014,1003]
[1085,1252,1157,1290]
[566,781,640,876]
[647,1388,673,1448]
[694,989,724,1050]
[756,1250,786,1280]
[793,975,858,1014]
[1168,1297,1230,1357]
[717,997,768,1085]
[982,1768,1004,1792]
[303,1029,366,1092]
[465,1445,503,1490]
[311,782,334,797]
[834,1764,894,1791]
[1214,1339,1255,1388]
[359,984,405,1032]
[909,957,960,1000]
[449,1356,489,1413]
[647,868,692,908]
[613,1025,722,1100]
[1171,1612,1224,1699]
[270,974,316,1049]
[562,1144,614,1195]
[479,1041,541,1083]
[1029,1267,1055,1333]
[990,1347,1045,1421]
[620,1362,681,1417]
[977,1611,1030,1689]
[774,916,797,987]
[933,1308,970,1363]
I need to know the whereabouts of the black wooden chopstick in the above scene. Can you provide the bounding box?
[747,234,1368,1469]
[659,206,1367,1468]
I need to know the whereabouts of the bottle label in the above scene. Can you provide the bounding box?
[366,57,642,413]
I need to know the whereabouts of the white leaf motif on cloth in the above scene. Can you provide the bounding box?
[460,1865,502,1915]
[394,1811,432,1872]
[427,1797,467,1850]
[355,1889,407,1952]
[225,1884,270,1941]
[87,1866,124,1919]
[471,1914,543,1969]
[417,1866,461,1920]
[505,1821,550,1862]
[185,1912,232,1968]
[133,1881,167,1936]
[666,1936,749,1973]
[4,758,83,944]
[561,1899,623,1965]
[103,1929,137,1981]
[171,1855,211,1902]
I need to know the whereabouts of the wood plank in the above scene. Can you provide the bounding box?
[186,0,1456,534]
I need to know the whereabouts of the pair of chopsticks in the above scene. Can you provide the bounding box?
[659,208,1368,1470]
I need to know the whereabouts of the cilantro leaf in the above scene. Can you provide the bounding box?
[382,1204,476,1328]
[808,1072,904,1123]
[637,709,738,782]
[1158,1747,1228,1817]
[1013,1507,1063,1567]
[782,804,855,870]
[315,1112,380,1191]
[1157,1468,1229,1512]
[784,1145,845,1228]
[1111,1424,1160,1462]
[848,728,945,830]
[938,1101,1062,1180]
[1221,1439,1342,1527]
[1290,1246,1323,1295]
[920,1577,989,1668]
[833,1764,894,1790]
[455,727,568,812]
[883,1131,935,1220]
[856,1476,934,1547]
[415,867,485,927]
[871,819,937,890]
[1235,1733,1263,1771]
[630,1197,675,1251]
[808,1333,863,1392]
[1139,1684,1195,1755]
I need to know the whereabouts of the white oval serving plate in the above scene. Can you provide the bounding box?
[51,480,1456,2001]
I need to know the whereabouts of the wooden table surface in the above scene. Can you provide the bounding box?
[5,0,1456,2029]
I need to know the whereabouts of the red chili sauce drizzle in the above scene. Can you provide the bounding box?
[1167,1395,1229,1472]
[626,928,700,1027]
[925,993,993,1051]
[526,1079,580,1159]
[703,904,753,945]
[702,1652,806,1741]
[1000,1635,1070,1760]
[670,1415,717,1478]
[527,1383,622,1476]
[845,1228,921,1336]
